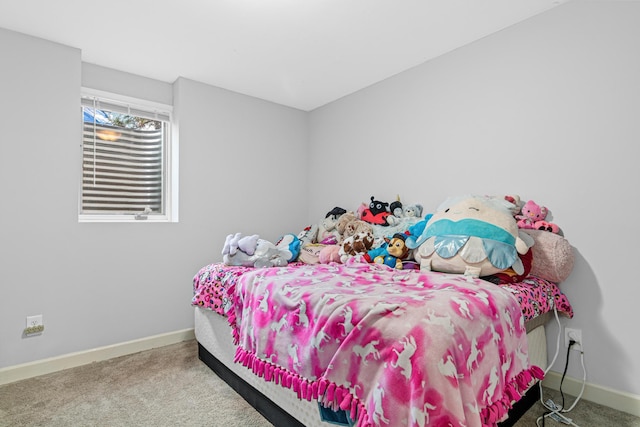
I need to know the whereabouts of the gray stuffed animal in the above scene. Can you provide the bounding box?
[222,233,290,268]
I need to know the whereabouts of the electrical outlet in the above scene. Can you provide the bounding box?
[565,327,582,352]
[24,315,44,336]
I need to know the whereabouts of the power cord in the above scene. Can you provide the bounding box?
[544,305,563,376]
[536,306,587,426]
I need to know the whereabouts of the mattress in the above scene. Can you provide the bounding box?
[195,306,548,427]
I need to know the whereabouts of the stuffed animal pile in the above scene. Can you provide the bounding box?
[219,194,574,283]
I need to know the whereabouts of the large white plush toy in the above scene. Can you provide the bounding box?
[412,195,531,277]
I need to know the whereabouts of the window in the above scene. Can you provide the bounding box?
[79,89,176,222]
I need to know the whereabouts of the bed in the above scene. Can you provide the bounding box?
[192,196,574,426]
[193,263,573,426]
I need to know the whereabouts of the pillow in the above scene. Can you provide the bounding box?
[298,243,325,264]
[522,229,574,283]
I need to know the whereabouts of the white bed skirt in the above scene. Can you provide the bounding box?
[194,306,547,426]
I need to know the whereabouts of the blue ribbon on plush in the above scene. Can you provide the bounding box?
[425,219,517,270]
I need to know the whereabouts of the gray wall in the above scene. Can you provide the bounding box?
[0,28,308,368]
[308,1,640,396]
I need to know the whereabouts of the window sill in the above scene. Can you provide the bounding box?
[78,215,174,223]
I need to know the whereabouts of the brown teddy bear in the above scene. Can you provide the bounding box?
[336,212,373,240]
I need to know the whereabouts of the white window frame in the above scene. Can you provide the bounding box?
[79,88,178,223]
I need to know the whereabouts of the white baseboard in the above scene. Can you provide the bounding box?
[0,328,195,386]
[543,371,640,418]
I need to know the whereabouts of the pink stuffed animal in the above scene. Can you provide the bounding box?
[318,245,341,264]
[516,200,560,233]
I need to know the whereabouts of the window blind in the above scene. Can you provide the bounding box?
[81,97,171,122]
[81,98,169,216]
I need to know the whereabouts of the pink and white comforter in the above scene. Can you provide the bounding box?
[226,260,544,427]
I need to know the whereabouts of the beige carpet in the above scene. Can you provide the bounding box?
[0,340,272,427]
[1,339,638,427]
[515,387,640,427]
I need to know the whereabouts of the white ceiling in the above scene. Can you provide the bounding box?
[0,0,569,111]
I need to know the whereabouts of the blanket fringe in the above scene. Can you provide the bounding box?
[480,365,545,426]
[233,347,372,426]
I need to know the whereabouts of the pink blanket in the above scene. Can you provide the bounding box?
[228,261,543,427]
[192,263,573,321]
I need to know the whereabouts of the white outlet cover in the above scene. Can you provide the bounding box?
[565,327,583,351]
[27,315,43,327]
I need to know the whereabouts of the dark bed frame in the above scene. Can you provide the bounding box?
[198,342,540,427]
